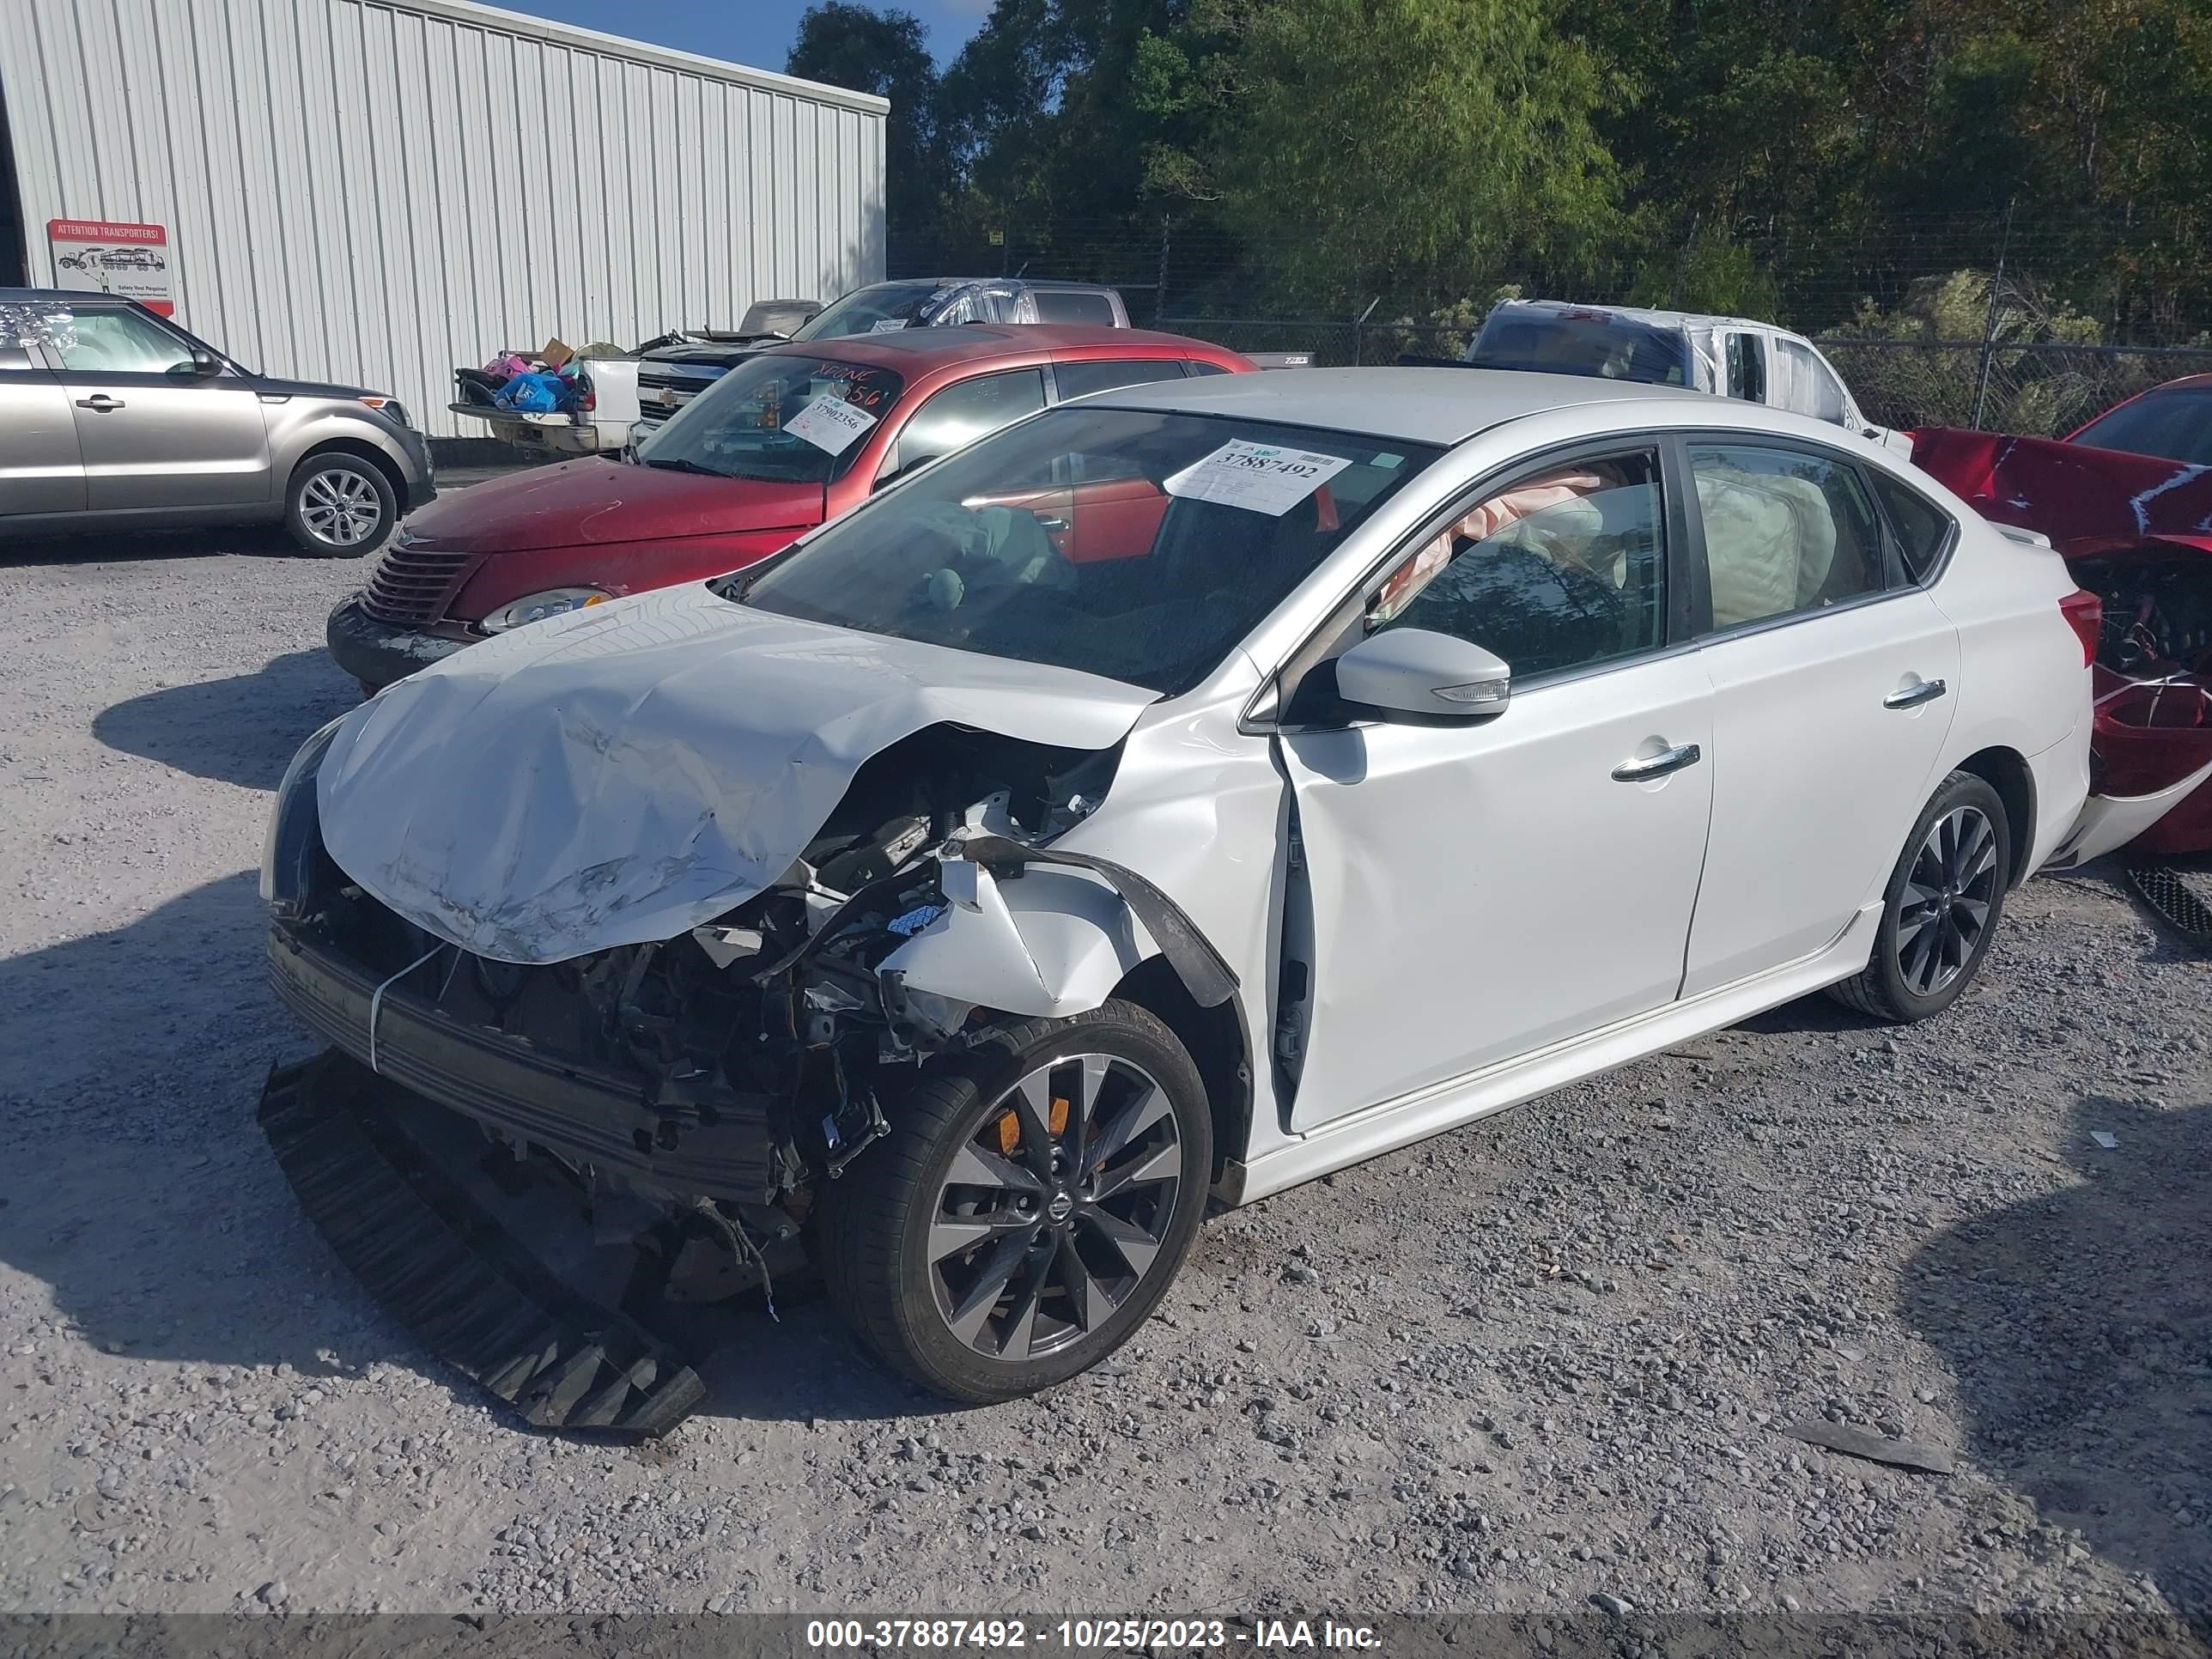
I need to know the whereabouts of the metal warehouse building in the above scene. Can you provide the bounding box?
[0,0,888,435]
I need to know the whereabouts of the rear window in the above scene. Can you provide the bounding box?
[2071,387,2212,465]
[1031,289,1119,325]
[1053,358,1184,400]
[1468,310,1689,386]
[1869,470,1954,582]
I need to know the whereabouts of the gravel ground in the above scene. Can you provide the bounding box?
[2,521,2209,1627]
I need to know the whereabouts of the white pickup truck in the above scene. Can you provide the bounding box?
[447,301,820,457]
[1459,299,1910,453]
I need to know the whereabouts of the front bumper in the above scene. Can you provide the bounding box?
[396,426,437,507]
[267,924,780,1204]
[325,592,471,691]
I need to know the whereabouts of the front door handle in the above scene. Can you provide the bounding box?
[1612,742,1702,782]
[75,394,125,412]
[1883,678,1948,710]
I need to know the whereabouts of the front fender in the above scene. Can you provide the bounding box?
[878,861,1156,1020]
[269,408,417,479]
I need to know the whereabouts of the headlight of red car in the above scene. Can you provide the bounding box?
[480,587,611,633]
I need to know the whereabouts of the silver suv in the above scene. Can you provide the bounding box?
[0,289,434,556]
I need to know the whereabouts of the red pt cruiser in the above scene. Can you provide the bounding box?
[329,325,1254,692]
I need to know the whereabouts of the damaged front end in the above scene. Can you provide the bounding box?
[261,715,1220,1428]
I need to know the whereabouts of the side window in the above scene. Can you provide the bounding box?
[1053,358,1184,400]
[1183,359,1232,378]
[1869,469,1956,582]
[1367,450,1668,679]
[890,368,1048,473]
[1032,289,1119,325]
[1772,339,1850,425]
[48,307,194,374]
[1726,333,1767,403]
[1688,443,1887,632]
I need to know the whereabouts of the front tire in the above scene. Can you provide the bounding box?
[1828,770,2010,1024]
[284,455,397,556]
[818,1000,1212,1402]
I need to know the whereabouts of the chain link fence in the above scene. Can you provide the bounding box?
[890,210,2212,434]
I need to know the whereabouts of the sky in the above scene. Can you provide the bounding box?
[494,1,992,74]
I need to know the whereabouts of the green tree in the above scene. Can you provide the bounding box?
[788,4,957,240]
[1203,0,1626,309]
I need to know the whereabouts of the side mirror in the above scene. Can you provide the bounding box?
[167,349,220,380]
[1334,628,1511,721]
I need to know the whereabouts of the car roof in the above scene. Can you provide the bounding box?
[0,286,136,304]
[763,325,1227,368]
[854,276,1116,294]
[1080,366,1687,445]
[1492,297,1789,336]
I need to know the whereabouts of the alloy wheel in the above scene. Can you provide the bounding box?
[927,1054,1182,1362]
[301,466,386,547]
[1896,804,1999,995]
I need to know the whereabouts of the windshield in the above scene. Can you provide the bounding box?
[633,355,902,483]
[792,282,947,341]
[1468,310,1689,387]
[2071,387,2212,466]
[720,407,1440,694]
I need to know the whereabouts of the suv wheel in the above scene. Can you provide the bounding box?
[285,456,396,556]
[819,1000,1212,1402]
[1828,770,2011,1024]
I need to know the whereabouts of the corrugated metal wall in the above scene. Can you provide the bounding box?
[0,0,887,435]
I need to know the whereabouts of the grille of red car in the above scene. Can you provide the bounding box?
[362,540,471,625]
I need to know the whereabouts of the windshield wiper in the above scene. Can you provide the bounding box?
[642,456,731,478]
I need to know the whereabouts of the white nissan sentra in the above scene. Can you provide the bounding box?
[261,368,2094,1418]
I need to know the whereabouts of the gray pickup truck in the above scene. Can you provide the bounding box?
[632,278,1131,437]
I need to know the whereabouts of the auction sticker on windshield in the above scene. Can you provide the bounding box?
[784,394,879,455]
[1165,440,1352,516]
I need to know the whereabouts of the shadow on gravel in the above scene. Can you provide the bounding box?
[0,523,319,566]
[93,648,356,788]
[1904,1097,2212,1611]
[0,873,387,1378]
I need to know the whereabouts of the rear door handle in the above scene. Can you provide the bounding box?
[1612,742,1702,782]
[1883,678,1948,709]
[75,394,125,411]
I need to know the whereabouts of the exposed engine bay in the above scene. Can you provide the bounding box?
[293,726,1105,1176]
[263,723,1176,1425]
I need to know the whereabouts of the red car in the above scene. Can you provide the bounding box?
[1913,374,2212,856]
[329,326,1253,692]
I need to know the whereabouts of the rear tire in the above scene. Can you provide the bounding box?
[1828,770,2010,1024]
[818,1000,1212,1402]
[285,454,397,557]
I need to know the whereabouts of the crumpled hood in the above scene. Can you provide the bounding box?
[315,582,1158,963]
[399,459,823,555]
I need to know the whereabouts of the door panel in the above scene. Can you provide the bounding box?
[1686,596,1960,992]
[1680,437,1961,992]
[1279,653,1716,1128]
[64,376,275,509]
[46,303,272,509]
[0,360,88,515]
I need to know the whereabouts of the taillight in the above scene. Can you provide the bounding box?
[578,377,597,414]
[2059,588,2102,666]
